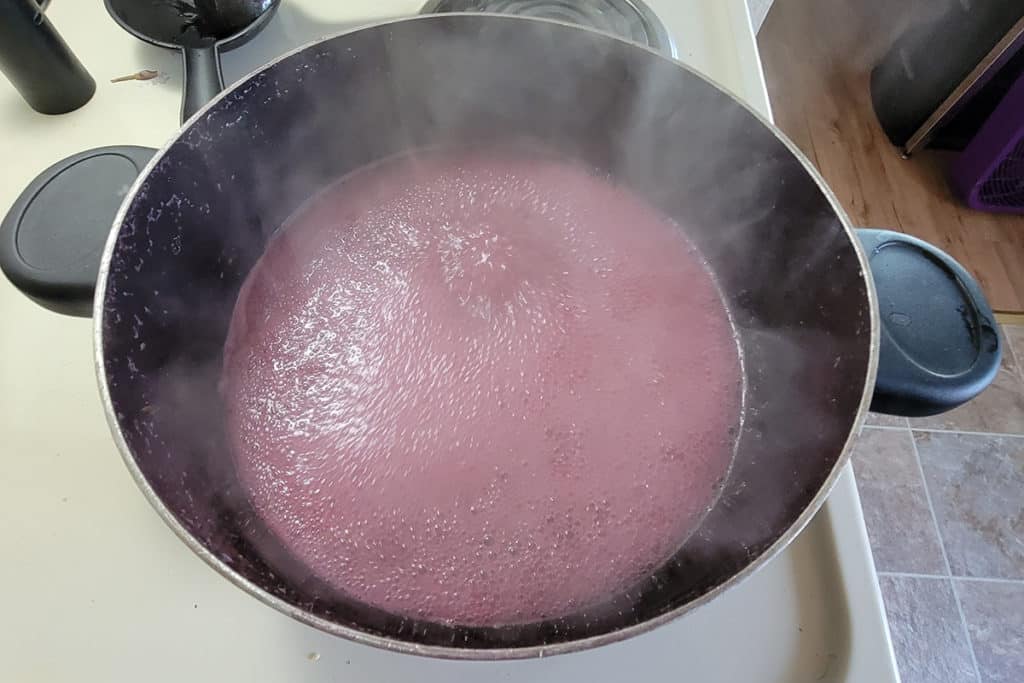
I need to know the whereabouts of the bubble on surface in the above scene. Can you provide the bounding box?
[222,147,742,627]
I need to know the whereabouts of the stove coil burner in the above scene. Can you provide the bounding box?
[420,0,677,58]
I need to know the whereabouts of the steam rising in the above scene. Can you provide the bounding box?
[106,14,872,647]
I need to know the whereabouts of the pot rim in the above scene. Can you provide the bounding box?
[92,13,880,661]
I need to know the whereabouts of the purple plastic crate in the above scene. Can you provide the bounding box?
[951,69,1024,214]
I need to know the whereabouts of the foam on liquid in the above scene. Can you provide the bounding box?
[222,148,742,626]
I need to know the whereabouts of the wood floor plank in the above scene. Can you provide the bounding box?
[758,10,820,164]
[993,228,1024,311]
[759,0,1024,313]
[835,73,902,230]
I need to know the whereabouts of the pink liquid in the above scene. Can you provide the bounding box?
[222,149,742,626]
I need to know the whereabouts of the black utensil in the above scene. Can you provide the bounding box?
[104,0,279,123]
[0,0,95,114]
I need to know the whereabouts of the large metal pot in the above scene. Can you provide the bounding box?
[0,14,1000,659]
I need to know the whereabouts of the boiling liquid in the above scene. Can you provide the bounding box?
[222,149,742,626]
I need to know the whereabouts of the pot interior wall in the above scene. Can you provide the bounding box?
[100,15,872,651]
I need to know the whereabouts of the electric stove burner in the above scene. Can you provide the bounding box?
[420,0,676,58]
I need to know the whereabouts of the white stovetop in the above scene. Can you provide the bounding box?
[0,2,898,681]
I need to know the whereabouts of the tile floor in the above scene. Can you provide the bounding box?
[853,326,1024,683]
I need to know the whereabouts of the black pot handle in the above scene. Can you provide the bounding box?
[858,229,1001,417]
[0,145,157,317]
[181,45,224,124]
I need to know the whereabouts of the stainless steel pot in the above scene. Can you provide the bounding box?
[0,14,1000,659]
